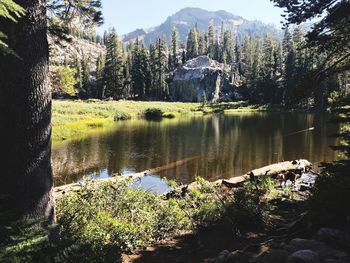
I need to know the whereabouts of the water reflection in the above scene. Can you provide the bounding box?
[52,113,339,186]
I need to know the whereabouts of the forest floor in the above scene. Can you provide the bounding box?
[52,99,302,144]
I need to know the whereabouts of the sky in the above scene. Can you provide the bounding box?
[99,0,285,35]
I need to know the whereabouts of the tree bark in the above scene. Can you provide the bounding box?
[0,0,54,224]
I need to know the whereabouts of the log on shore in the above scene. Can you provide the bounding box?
[54,156,200,197]
[218,159,312,188]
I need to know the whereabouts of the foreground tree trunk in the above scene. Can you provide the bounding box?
[0,0,54,224]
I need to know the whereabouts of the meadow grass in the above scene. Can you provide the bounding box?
[52,100,272,144]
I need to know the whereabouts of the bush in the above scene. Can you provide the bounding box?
[143,108,163,121]
[57,180,190,255]
[162,112,177,119]
[51,66,77,96]
[114,111,131,121]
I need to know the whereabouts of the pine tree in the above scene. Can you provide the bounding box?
[186,28,199,60]
[198,32,207,56]
[207,23,217,60]
[149,43,158,97]
[81,53,90,96]
[73,54,83,93]
[95,53,105,98]
[156,37,168,99]
[131,39,151,99]
[222,30,234,64]
[171,27,179,69]
[103,29,125,99]
[260,34,277,102]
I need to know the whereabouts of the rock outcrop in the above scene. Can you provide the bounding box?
[169,56,243,102]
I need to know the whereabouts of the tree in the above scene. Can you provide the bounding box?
[81,53,91,97]
[272,0,350,79]
[207,23,217,60]
[103,29,125,99]
[155,37,168,99]
[0,0,102,226]
[170,27,179,70]
[272,0,350,227]
[186,28,199,60]
[95,53,105,98]
[131,39,151,99]
[0,0,54,224]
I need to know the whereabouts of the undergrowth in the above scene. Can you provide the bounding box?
[1,176,278,262]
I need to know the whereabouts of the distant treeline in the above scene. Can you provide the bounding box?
[52,23,349,108]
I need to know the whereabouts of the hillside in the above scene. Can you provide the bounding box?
[49,36,105,66]
[122,7,283,44]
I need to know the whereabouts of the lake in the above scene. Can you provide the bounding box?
[52,112,339,189]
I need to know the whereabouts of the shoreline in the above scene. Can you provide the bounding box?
[52,99,321,145]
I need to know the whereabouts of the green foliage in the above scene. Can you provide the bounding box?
[143,108,164,121]
[162,112,177,119]
[1,176,280,261]
[103,29,125,99]
[114,111,131,121]
[56,180,190,255]
[51,66,77,96]
[0,0,25,56]
[184,177,224,226]
[226,177,276,228]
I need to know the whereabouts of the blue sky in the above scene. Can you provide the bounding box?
[99,0,285,34]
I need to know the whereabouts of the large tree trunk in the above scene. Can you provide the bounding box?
[0,0,54,224]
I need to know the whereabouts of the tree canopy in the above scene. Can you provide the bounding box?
[272,0,350,78]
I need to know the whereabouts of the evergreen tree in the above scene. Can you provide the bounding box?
[73,54,83,93]
[222,30,234,64]
[103,29,124,99]
[170,27,179,69]
[95,53,105,98]
[186,28,199,60]
[207,23,217,60]
[260,34,277,102]
[81,53,90,96]
[198,32,207,56]
[156,37,168,99]
[131,39,151,99]
[149,43,158,97]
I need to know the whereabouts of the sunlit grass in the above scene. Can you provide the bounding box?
[52,99,278,144]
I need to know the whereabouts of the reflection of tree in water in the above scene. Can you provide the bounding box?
[52,114,339,186]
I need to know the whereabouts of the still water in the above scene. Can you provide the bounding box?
[52,113,339,187]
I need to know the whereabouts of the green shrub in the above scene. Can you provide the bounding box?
[57,180,190,255]
[162,112,177,119]
[51,66,77,96]
[114,111,131,121]
[143,108,163,121]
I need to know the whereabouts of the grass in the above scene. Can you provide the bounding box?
[52,100,202,144]
[52,99,294,144]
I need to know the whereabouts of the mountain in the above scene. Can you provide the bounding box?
[122,7,283,45]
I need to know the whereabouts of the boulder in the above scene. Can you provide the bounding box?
[286,250,321,263]
[285,238,327,253]
[257,249,291,263]
[169,56,242,102]
[315,228,350,250]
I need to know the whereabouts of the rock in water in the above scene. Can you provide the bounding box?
[170,56,242,102]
